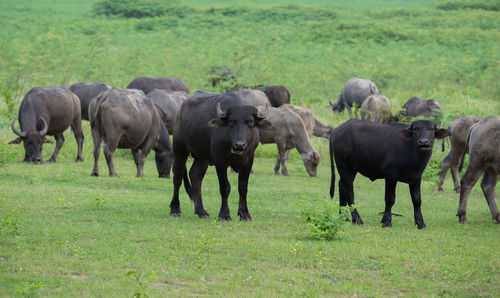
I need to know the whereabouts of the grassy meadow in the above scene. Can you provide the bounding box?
[0,0,499,296]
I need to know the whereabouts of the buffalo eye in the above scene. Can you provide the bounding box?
[247,119,255,127]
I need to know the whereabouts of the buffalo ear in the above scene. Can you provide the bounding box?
[208,118,226,128]
[257,119,274,130]
[398,128,412,139]
[8,137,22,144]
[435,128,450,139]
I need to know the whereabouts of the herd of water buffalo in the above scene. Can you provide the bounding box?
[8,76,500,228]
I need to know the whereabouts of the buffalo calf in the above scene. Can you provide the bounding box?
[330,119,449,229]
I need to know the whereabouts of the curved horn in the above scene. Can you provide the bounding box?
[216,102,227,118]
[11,119,26,137]
[39,117,48,136]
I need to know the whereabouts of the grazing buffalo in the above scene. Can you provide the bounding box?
[360,94,393,123]
[281,104,334,139]
[403,97,443,118]
[9,87,84,163]
[330,78,379,114]
[126,76,189,94]
[89,88,173,178]
[169,92,272,220]
[147,89,189,134]
[263,85,291,107]
[259,106,320,177]
[69,82,111,120]
[235,88,271,107]
[330,119,449,229]
[457,116,500,224]
[437,116,483,192]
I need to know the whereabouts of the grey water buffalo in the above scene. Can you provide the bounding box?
[437,116,483,192]
[126,76,189,94]
[9,87,84,163]
[263,85,291,107]
[360,94,393,123]
[330,119,449,229]
[169,92,272,220]
[69,82,111,120]
[235,88,271,107]
[147,89,189,134]
[330,78,379,114]
[89,88,173,178]
[281,104,333,139]
[259,106,320,177]
[457,116,500,224]
[403,97,443,118]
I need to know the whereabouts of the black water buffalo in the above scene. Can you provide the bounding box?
[330,78,379,114]
[169,92,272,220]
[9,87,84,163]
[126,76,189,94]
[89,88,172,178]
[330,119,449,229]
[437,115,483,192]
[403,97,443,118]
[69,82,111,120]
[457,116,500,224]
[264,85,291,107]
[147,89,189,134]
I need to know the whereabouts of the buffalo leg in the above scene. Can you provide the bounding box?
[277,143,289,176]
[189,159,210,218]
[91,129,101,176]
[409,179,426,229]
[338,168,362,224]
[131,149,144,177]
[103,140,119,177]
[47,133,65,163]
[438,153,451,191]
[215,164,231,221]
[480,168,500,223]
[169,151,189,217]
[273,152,281,174]
[237,156,254,221]
[458,159,483,223]
[71,118,84,162]
[381,179,397,228]
[450,149,465,193]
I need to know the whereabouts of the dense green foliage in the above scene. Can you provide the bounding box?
[0,0,499,295]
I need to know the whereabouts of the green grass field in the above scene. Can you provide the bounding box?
[0,0,499,296]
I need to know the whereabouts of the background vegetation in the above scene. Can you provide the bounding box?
[0,0,498,296]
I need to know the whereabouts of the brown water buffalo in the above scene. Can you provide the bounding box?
[9,87,84,163]
[263,85,291,107]
[403,97,443,118]
[360,94,393,123]
[69,82,111,120]
[89,88,172,178]
[169,92,272,220]
[235,88,271,107]
[457,115,500,224]
[437,115,483,192]
[259,106,320,177]
[281,104,333,139]
[330,78,379,114]
[147,89,189,134]
[330,119,449,229]
[126,76,189,94]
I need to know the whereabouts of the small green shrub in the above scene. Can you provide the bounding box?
[93,0,176,18]
[303,200,350,241]
[437,0,500,11]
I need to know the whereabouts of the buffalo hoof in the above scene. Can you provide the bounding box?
[417,223,427,230]
[274,171,280,175]
[381,221,392,228]
[91,172,99,177]
[494,214,500,224]
[47,158,56,163]
[195,210,210,219]
[282,172,290,177]
[437,185,443,191]
[169,211,182,217]
[218,216,232,222]
[75,157,83,162]
[454,187,460,193]
[459,218,469,224]
[238,211,252,221]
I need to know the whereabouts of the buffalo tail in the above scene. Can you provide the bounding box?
[329,138,335,199]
